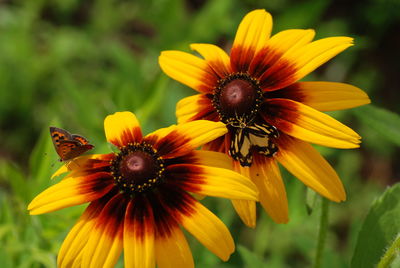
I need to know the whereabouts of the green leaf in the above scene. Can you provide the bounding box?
[237,244,267,268]
[354,105,400,147]
[351,183,400,268]
[306,187,318,215]
[28,126,59,198]
[0,160,29,202]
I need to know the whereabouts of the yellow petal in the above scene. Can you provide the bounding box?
[288,36,354,81]
[265,98,361,148]
[58,203,102,268]
[155,227,194,268]
[231,199,256,228]
[292,82,371,111]
[28,173,113,215]
[104,111,142,148]
[176,94,214,124]
[267,29,315,56]
[82,195,126,268]
[124,199,155,268]
[51,163,70,179]
[144,125,178,146]
[190,43,231,78]
[157,120,227,158]
[231,162,256,228]
[190,150,232,170]
[159,51,216,93]
[167,164,258,201]
[176,95,200,124]
[232,9,273,56]
[259,36,353,90]
[51,154,114,179]
[251,156,288,224]
[276,136,346,202]
[181,201,234,261]
[70,251,83,268]
[249,29,315,77]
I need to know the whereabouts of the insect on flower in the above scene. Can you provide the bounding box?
[29,112,258,267]
[50,127,94,162]
[159,9,371,227]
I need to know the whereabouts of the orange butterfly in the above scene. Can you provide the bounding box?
[50,127,94,161]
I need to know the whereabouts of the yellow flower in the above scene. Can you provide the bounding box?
[28,112,258,268]
[159,9,370,227]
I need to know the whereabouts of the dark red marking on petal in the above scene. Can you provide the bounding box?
[207,59,231,79]
[154,183,196,236]
[76,171,114,196]
[111,127,143,148]
[162,151,196,166]
[202,134,229,154]
[150,185,197,238]
[248,46,284,79]
[273,132,296,151]
[260,98,300,135]
[152,130,191,158]
[265,83,307,103]
[258,58,298,91]
[93,193,128,239]
[125,195,155,241]
[164,164,205,194]
[77,153,115,173]
[230,45,256,73]
[188,94,219,122]
[197,66,219,94]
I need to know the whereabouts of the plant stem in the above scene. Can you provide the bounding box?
[313,197,330,268]
[378,234,400,268]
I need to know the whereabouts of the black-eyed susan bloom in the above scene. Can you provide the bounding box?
[159,9,370,227]
[28,112,258,268]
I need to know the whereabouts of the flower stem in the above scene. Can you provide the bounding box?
[378,234,400,268]
[313,197,330,268]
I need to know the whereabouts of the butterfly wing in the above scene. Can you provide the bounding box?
[248,122,278,157]
[50,127,74,159]
[71,134,91,145]
[229,122,279,166]
[50,127,94,161]
[229,128,253,166]
[58,140,94,161]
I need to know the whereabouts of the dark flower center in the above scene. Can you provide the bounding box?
[220,79,255,116]
[213,73,279,167]
[110,142,164,196]
[213,73,263,127]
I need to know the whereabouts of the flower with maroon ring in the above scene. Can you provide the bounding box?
[159,9,370,227]
[28,112,258,268]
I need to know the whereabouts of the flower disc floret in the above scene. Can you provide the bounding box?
[213,73,263,127]
[110,142,164,195]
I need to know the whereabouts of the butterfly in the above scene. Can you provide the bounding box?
[50,127,94,161]
[229,121,279,167]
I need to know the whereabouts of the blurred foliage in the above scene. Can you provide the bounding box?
[0,0,399,267]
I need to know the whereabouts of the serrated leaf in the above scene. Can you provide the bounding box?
[354,105,400,146]
[351,183,400,268]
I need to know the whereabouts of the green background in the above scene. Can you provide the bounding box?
[1,0,399,267]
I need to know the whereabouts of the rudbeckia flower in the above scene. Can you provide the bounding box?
[28,112,258,268]
[159,9,370,227]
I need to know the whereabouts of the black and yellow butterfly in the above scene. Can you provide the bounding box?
[229,122,279,167]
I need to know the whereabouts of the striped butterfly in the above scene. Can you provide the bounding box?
[50,127,94,161]
[229,121,279,167]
